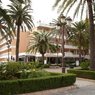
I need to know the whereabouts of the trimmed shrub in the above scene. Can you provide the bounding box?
[68,69,95,79]
[80,61,90,70]
[0,73,76,95]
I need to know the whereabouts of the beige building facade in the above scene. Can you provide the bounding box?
[0,32,30,62]
[0,23,86,63]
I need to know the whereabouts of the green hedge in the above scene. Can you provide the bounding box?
[0,74,76,95]
[68,69,95,79]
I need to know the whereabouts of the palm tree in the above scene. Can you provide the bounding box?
[53,0,95,70]
[68,21,89,62]
[7,0,34,61]
[0,1,15,41]
[0,0,31,40]
[0,17,14,41]
[9,0,31,5]
[27,31,58,64]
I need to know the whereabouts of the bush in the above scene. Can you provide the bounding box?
[43,64,50,68]
[0,62,33,80]
[0,73,76,95]
[80,61,90,70]
[0,62,21,80]
[0,62,50,80]
[67,69,95,79]
[0,63,7,80]
[28,70,51,78]
[29,61,44,68]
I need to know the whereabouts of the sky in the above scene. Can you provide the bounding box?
[2,0,59,25]
[2,0,86,25]
[32,0,59,25]
[32,0,82,25]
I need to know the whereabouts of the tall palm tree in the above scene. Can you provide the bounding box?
[68,21,89,62]
[7,0,34,61]
[27,31,58,64]
[53,0,95,70]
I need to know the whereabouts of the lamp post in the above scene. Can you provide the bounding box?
[6,40,11,62]
[57,14,72,73]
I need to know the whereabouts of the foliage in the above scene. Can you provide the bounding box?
[53,0,95,71]
[7,0,34,61]
[27,31,58,53]
[80,60,90,70]
[0,63,7,80]
[19,65,50,79]
[68,20,89,59]
[42,64,50,68]
[0,73,76,95]
[29,61,41,69]
[0,61,50,80]
[5,62,21,79]
[27,31,59,64]
[53,0,87,19]
[0,62,33,80]
[30,61,50,68]
[28,70,51,78]
[0,62,21,80]
[0,17,14,44]
[68,69,95,80]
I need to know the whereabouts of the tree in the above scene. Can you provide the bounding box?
[27,31,58,64]
[0,17,14,41]
[9,0,31,5]
[68,20,89,62]
[7,0,34,61]
[0,0,31,40]
[53,0,95,70]
[50,19,62,64]
[0,1,15,41]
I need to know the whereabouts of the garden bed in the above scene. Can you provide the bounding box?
[67,69,95,79]
[0,73,76,95]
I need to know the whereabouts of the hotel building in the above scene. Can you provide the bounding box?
[0,23,87,63]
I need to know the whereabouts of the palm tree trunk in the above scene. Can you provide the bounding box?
[42,53,44,64]
[87,0,95,70]
[55,37,58,64]
[79,33,82,63]
[16,25,20,62]
[79,46,82,63]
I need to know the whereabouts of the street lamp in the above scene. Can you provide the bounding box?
[57,14,72,73]
[6,40,11,62]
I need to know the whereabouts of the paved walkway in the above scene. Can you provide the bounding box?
[20,78,95,95]
[20,68,95,95]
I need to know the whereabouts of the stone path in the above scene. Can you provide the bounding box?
[54,78,95,95]
[19,68,95,95]
[20,78,95,95]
